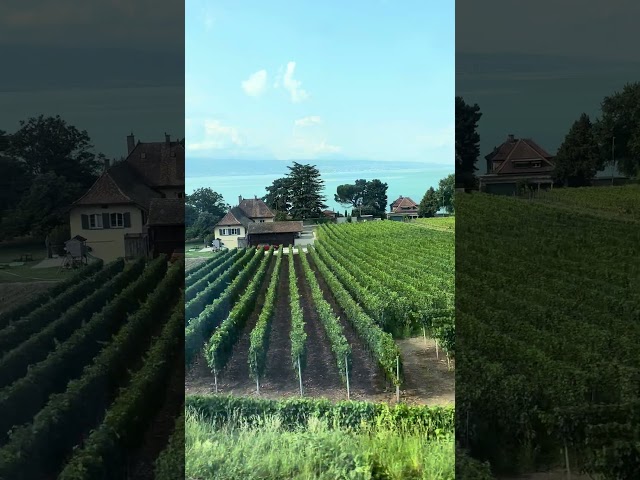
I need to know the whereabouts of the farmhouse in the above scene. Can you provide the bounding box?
[479,134,555,195]
[215,196,275,248]
[387,196,419,220]
[147,198,185,258]
[246,221,303,247]
[69,133,185,261]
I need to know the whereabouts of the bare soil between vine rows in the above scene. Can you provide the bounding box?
[185,253,454,406]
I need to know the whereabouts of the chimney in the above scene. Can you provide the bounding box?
[103,157,110,171]
[238,195,243,205]
[165,132,170,144]
[127,133,135,154]
[507,134,515,142]
[254,195,257,200]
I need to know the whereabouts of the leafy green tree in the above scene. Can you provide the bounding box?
[335,178,387,216]
[456,97,482,190]
[595,82,640,178]
[436,174,455,213]
[554,113,602,186]
[2,172,81,238]
[335,179,368,208]
[186,188,228,218]
[418,187,439,218]
[8,115,100,188]
[363,179,388,215]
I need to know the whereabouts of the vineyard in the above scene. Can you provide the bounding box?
[184,220,454,404]
[0,255,185,480]
[456,189,640,479]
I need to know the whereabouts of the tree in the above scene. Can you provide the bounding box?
[263,177,292,213]
[335,179,368,208]
[286,162,327,219]
[186,188,227,218]
[363,179,388,216]
[2,172,81,238]
[456,97,482,191]
[0,133,29,215]
[554,113,602,186]
[418,187,439,218]
[436,174,455,213]
[595,82,640,178]
[8,115,100,189]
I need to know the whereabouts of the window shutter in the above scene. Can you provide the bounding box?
[124,212,131,228]
[102,213,110,228]
[81,214,88,229]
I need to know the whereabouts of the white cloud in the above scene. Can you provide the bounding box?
[241,69,268,97]
[287,137,341,158]
[294,116,322,127]
[186,119,243,151]
[416,125,455,148]
[283,61,309,103]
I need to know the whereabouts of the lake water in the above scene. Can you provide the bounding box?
[186,159,453,213]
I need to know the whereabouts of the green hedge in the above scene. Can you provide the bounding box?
[0,258,145,390]
[0,259,104,329]
[186,394,454,438]
[0,256,167,445]
[0,259,124,354]
[185,248,246,303]
[185,249,233,287]
[299,250,350,382]
[206,250,272,372]
[185,249,263,366]
[185,248,254,321]
[57,297,184,480]
[248,247,282,380]
[0,258,182,480]
[288,246,307,373]
[154,409,185,480]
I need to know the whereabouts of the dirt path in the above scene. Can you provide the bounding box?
[217,259,276,394]
[293,255,343,396]
[128,349,185,479]
[0,282,56,315]
[397,337,455,406]
[308,254,386,400]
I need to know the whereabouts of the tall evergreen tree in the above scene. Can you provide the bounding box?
[554,113,602,187]
[287,162,327,219]
[418,187,440,218]
[455,97,482,191]
[263,177,292,213]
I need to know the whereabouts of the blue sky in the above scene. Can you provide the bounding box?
[186,0,454,164]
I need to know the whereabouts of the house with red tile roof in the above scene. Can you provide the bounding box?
[479,134,556,195]
[69,134,184,261]
[215,196,276,249]
[387,196,419,220]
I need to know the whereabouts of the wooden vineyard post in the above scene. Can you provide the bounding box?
[213,364,218,394]
[435,339,439,360]
[446,351,451,371]
[396,355,400,403]
[564,441,571,480]
[422,326,427,347]
[345,355,350,400]
[255,352,260,395]
[298,356,303,397]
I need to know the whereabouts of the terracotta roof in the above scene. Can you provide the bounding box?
[322,210,336,217]
[72,161,161,211]
[391,197,419,213]
[147,198,185,226]
[216,206,251,228]
[247,221,303,234]
[238,198,275,218]
[126,140,185,188]
[486,136,555,175]
[390,196,405,208]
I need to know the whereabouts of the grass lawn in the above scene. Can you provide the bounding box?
[186,410,454,480]
[0,242,68,283]
[411,217,455,232]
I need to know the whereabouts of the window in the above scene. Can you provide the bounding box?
[532,161,541,168]
[110,213,124,228]
[259,219,265,223]
[141,153,146,159]
[219,228,241,236]
[177,192,184,198]
[89,214,103,229]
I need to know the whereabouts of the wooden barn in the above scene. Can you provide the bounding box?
[146,198,185,258]
[246,221,303,247]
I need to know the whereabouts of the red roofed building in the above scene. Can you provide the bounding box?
[479,134,556,195]
[387,196,419,220]
[69,133,184,261]
[215,196,276,248]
